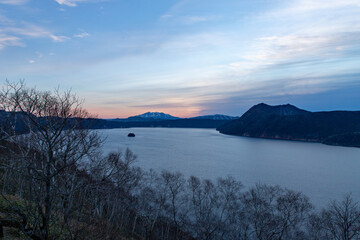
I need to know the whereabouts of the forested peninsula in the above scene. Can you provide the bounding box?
[217,103,360,147]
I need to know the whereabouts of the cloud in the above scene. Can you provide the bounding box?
[6,25,70,41]
[55,0,78,7]
[181,16,210,24]
[160,14,172,19]
[258,0,360,33]
[253,32,359,61]
[224,30,360,81]
[55,0,106,7]
[50,34,70,42]
[28,59,35,63]
[3,24,71,42]
[0,21,71,49]
[160,14,216,25]
[4,25,51,38]
[0,34,23,49]
[283,0,360,13]
[159,32,232,53]
[0,0,28,5]
[196,72,360,115]
[261,0,360,20]
[130,103,190,109]
[179,16,220,24]
[74,32,89,38]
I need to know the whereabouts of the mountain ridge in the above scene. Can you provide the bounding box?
[109,112,238,121]
[131,112,180,120]
[190,114,239,120]
[217,103,360,147]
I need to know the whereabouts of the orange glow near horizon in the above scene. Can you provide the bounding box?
[87,106,203,119]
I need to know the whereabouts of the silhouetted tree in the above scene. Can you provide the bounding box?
[0,81,101,240]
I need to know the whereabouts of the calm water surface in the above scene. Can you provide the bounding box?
[98,128,360,208]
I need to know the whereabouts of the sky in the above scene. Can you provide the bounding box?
[1,0,360,118]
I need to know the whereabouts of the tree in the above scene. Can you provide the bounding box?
[187,176,220,239]
[242,184,312,240]
[161,170,188,239]
[0,81,101,240]
[321,194,360,240]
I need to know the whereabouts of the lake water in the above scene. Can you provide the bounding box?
[98,128,360,208]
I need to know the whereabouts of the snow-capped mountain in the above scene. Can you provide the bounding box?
[191,114,238,120]
[108,112,237,122]
[130,112,179,120]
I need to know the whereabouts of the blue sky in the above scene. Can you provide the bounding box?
[1,0,360,118]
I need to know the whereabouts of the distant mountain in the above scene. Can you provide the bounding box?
[111,113,237,121]
[104,111,232,128]
[112,112,180,122]
[0,110,232,133]
[132,112,179,120]
[217,103,360,147]
[191,114,238,120]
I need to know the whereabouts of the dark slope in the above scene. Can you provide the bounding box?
[217,103,360,147]
[190,114,238,120]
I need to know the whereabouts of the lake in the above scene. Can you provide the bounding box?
[98,127,360,208]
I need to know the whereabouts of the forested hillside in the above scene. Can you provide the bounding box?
[218,103,360,147]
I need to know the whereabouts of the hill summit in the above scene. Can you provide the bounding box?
[129,112,179,120]
[217,103,360,147]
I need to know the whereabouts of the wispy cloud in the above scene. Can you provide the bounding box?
[220,0,360,84]
[50,34,70,42]
[274,0,360,15]
[159,32,232,53]
[0,34,23,49]
[196,72,360,115]
[130,103,189,109]
[55,0,106,7]
[0,20,70,50]
[5,25,70,41]
[74,32,89,38]
[55,0,79,7]
[0,0,28,5]
[160,14,172,19]
[160,14,216,25]
[4,25,51,38]
[227,31,360,73]
[181,16,211,24]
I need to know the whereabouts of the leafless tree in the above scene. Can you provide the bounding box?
[321,194,360,240]
[134,169,168,239]
[242,184,312,240]
[306,213,328,240]
[216,176,244,239]
[187,176,219,239]
[160,170,188,239]
[0,81,101,240]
